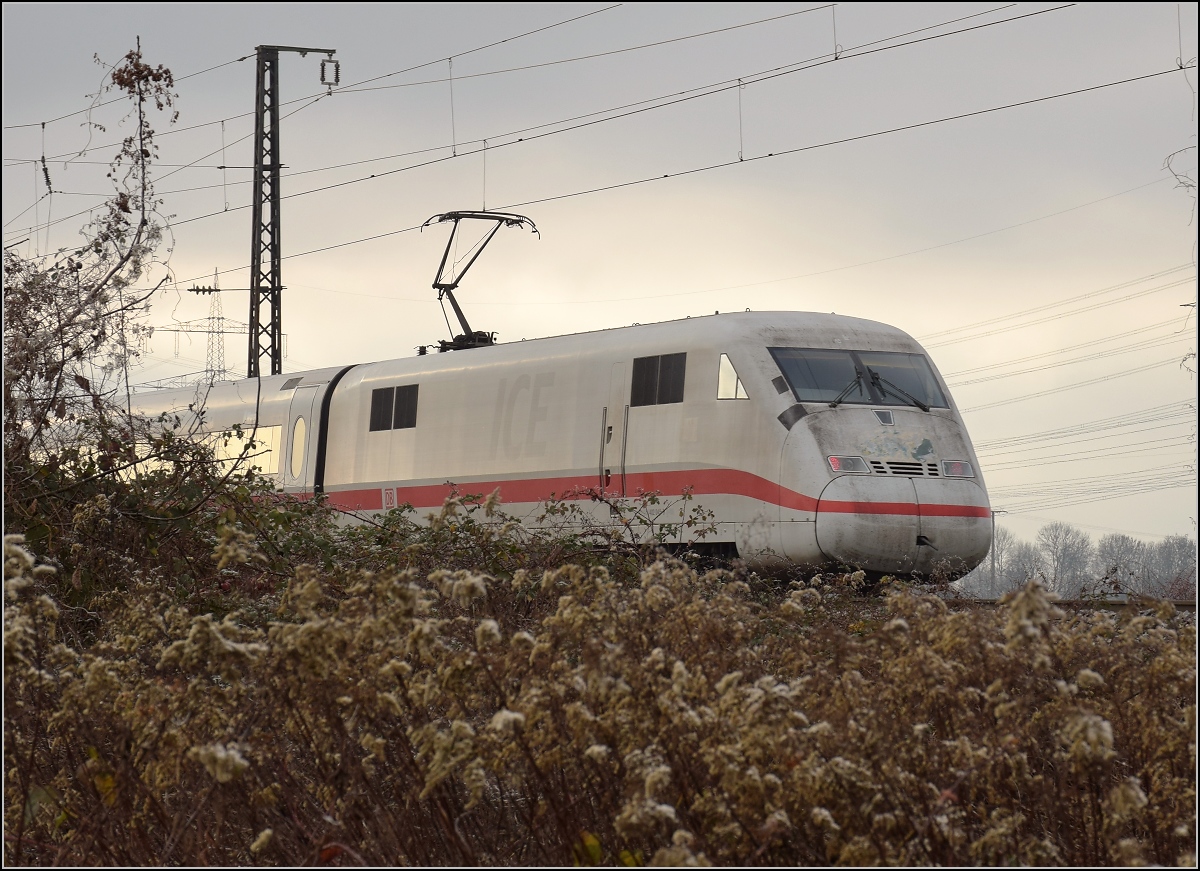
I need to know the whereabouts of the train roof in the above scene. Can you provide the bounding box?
[133,310,923,404]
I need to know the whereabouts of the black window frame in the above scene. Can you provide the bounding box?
[370,384,420,431]
[768,347,948,409]
[631,353,687,407]
[369,387,395,431]
[393,384,419,429]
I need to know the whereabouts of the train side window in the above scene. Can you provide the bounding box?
[657,353,686,403]
[631,356,659,406]
[369,387,395,431]
[631,353,687,406]
[393,384,419,429]
[717,353,748,399]
[290,417,306,479]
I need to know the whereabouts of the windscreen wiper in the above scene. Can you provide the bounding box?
[868,368,930,412]
[828,370,865,408]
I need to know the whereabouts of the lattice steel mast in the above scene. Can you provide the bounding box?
[247,44,336,377]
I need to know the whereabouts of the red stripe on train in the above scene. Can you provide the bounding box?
[321,468,989,519]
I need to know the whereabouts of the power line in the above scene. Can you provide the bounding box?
[450,180,1173,305]
[3,5,624,145]
[990,474,1196,512]
[3,93,331,242]
[992,467,1194,493]
[1003,513,1188,539]
[8,5,634,163]
[977,417,1195,458]
[334,4,836,93]
[2,2,1020,180]
[4,3,1082,249]
[990,469,1195,501]
[332,3,626,91]
[146,176,1168,302]
[946,332,1193,387]
[2,54,253,130]
[998,480,1195,513]
[5,2,1060,236]
[941,314,1184,377]
[959,356,1186,413]
[975,400,1195,448]
[925,277,1194,349]
[496,66,1191,206]
[13,12,1046,224]
[922,262,1193,342]
[982,434,1194,470]
[162,62,1193,281]
[168,8,1055,225]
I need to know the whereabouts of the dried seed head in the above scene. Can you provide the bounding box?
[1108,777,1148,819]
[644,764,672,799]
[811,807,840,831]
[475,619,502,647]
[250,829,273,854]
[189,742,250,783]
[490,709,525,734]
[1062,713,1115,765]
[716,671,743,695]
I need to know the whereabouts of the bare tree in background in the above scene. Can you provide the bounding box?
[1036,521,1093,598]
[2,44,184,559]
[4,43,177,545]
[987,525,1018,594]
[1006,539,1045,588]
[1093,533,1146,596]
[959,526,1020,597]
[958,524,1195,600]
[1143,534,1198,599]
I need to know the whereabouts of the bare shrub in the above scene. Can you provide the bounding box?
[5,527,1194,866]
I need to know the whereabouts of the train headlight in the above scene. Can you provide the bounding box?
[941,460,975,478]
[827,455,870,474]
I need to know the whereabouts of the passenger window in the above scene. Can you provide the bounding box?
[393,384,419,429]
[631,353,687,406]
[369,387,394,431]
[631,357,658,406]
[370,384,420,430]
[717,353,748,399]
[290,417,306,479]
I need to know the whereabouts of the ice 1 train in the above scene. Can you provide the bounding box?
[132,309,992,575]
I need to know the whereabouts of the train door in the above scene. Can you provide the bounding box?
[286,384,320,492]
[598,362,627,495]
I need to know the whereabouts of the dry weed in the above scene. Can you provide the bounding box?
[4,525,1194,866]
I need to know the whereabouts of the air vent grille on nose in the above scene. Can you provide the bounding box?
[867,461,943,476]
[885,461,926,476]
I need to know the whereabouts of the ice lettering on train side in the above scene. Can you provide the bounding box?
[490,372,556,460]
[527,373,554,456]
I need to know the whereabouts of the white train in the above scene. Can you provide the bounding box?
[133,311,991,574]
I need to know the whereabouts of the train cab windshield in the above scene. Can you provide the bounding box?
[769,347,949,409]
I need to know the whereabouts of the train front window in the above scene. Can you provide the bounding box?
[857,352,947,408]
[769,348,868,403]
[769,347,947,408]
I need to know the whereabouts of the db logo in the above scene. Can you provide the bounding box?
[383,488,396,510]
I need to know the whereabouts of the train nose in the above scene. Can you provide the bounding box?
[815,476,990,575]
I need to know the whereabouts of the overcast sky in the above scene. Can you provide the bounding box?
[4,2,1197,544]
